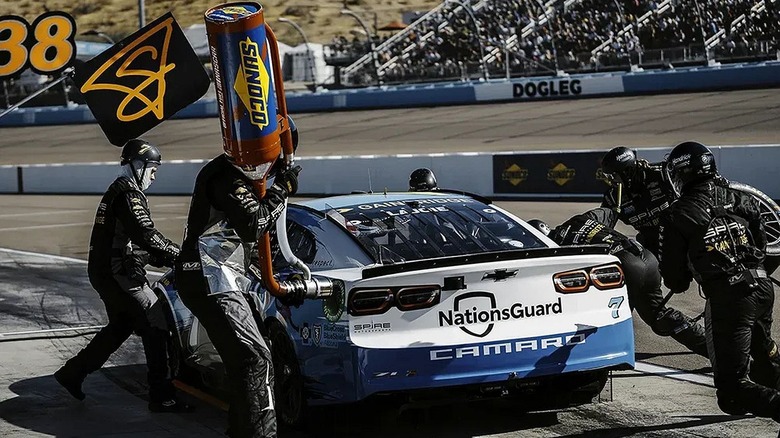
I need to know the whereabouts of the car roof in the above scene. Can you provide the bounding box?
[295,192,477,212]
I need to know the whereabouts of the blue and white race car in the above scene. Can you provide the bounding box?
[154,191,634,424]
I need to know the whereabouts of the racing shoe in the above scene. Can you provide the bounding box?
[54,367,85,401]
[148,398,195,413]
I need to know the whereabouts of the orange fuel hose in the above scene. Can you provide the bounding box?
[256,24,293,297]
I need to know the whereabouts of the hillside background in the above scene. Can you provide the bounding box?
[1,0,441,46]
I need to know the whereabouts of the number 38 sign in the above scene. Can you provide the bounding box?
[0,12,77,79]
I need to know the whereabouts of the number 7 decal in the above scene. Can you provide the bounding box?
[608,296,624,319]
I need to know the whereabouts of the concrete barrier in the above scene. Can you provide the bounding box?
[21,163,119,194]
[5,145,778,201]
[474,75,625,102]
[0,166,17,193]
[717,144,779,189]
[15,161,205,195]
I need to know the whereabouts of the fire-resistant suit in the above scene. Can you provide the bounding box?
[602,162,677,256]
[175,154,299,438]
[550,207,708,357]
[659,178,780,419]
[56,167,181,408]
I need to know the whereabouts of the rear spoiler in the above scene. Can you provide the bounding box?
[435,188,492,205]
[362,244,612,279]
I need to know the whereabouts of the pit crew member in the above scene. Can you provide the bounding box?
[409,168,439,191]
[528,210,708,357]
[55,139,189,412]
[659,141,780,420]
[175,150,301,438]
[601,146,678,255]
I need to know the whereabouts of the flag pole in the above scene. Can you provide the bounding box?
[0,67,74,120]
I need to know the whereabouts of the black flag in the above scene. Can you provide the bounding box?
[74,12,210,146]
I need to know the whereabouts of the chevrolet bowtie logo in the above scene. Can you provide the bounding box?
[482,269,518,282]
[80,17,176,122]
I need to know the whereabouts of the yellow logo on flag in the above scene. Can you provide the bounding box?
[79,17,177,122]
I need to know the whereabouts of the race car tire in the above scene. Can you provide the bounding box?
[660,167,780,257]
[268,318,305,427]
[728,181,780,257]
[152,283,202,386]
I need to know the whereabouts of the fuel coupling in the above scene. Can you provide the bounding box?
[280,277,334,300]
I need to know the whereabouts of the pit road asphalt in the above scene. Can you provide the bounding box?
[1,89,779,436]
[0,88,778,165]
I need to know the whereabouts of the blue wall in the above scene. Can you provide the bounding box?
[621,62,780,93]
[1,61,778,127]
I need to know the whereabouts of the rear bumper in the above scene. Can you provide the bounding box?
[353,318,634,401]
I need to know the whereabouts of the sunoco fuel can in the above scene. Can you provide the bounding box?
[205,2,280,168]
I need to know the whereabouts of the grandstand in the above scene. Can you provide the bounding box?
[326,0,779,85]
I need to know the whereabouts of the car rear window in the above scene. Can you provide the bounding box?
[331,197,546,263]
[270,215,374,272]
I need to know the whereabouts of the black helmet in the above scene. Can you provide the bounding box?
[666,141,717,190]
[601,146,637,184]
[120,139,161,166]
[409,168,438,191]
[527,219,551,236]
[120,139,161,190]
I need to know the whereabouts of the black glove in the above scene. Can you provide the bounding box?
[624,238,643,256]
[663,274,691,294]
[669,284,689,294]
[135,248,151,266]
[149,254,175,268]
[272,165,301,197]
[148,244,180,268]
[610,238,642,256]
[268,156,285,180]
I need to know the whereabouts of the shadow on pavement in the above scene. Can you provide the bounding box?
[289,398,562,438]
[0,362,568,438]
[0,365,226,437]
[556,414,756,438]
[636,351,711,364]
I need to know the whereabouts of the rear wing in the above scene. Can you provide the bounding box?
[362,244,611,279]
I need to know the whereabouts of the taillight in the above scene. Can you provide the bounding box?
[590,264,624,289]
[348,285,441,315]
[349,289,393,316]
[553,263,625,293]
[553,270,590,293]
[396,286,440,311]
